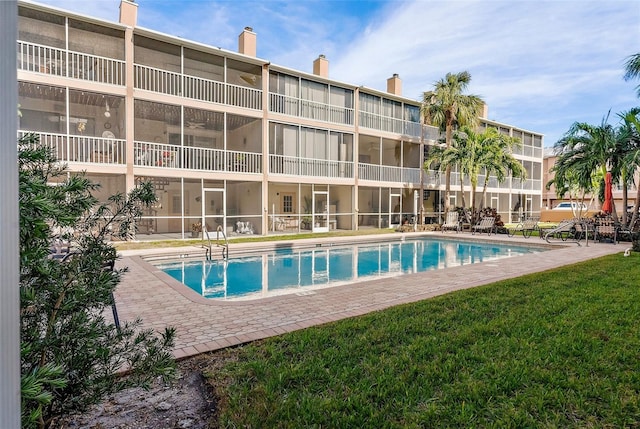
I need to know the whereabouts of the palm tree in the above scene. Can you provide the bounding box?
[477,129,527,212]
[449,126,487,212]
[424,143,469,216]
[623,53,640,97]
[550,115,619,220]
[610,108,640,226]
[421,72,484,214]
[620,109,640,227]
[425,126,525,223]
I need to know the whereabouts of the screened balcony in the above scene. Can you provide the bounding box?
[19,130,126,165]
[133,64,262,110]
[357,164,421,184]
[359,112,440,141]
[17,40,126,86]
[269,93,355,125]
[269,155,354,178]
[133,141,262,174]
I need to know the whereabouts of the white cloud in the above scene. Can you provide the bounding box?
[330,0,640,145]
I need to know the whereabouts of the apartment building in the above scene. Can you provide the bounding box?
[16,0,544,239]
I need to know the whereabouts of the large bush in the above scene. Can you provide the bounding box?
[18,135,175,428]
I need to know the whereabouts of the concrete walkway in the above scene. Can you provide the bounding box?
[114,232,625,359]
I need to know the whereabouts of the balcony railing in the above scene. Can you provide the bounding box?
[17,41,125,86]
[226,82,262,110]
[134,64,262,110]
[19,130,126,165]
[512,179,542,191]
[512,145,544,159]
[422,125,441,141]
[358,163,439,185]
[269,93,354,125]
[184,74,225,104]
[269,154,353,178]
[402,167,421,184]
[134,141,262,173]
[134,64,182,96]
[269,93,299,116]
[359,111,405,135]
[419,169,544,193]
[424,169,443,187]
[359,111,440,140]
[68,52,125,85]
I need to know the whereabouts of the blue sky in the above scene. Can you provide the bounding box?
[33,0,640,147]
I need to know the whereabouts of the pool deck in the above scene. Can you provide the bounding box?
[115,232,625,359]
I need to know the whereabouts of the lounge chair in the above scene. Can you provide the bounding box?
[441,211,460,233]
[471,216,496,235]
[542,219,577,243]
[508,217,539,238]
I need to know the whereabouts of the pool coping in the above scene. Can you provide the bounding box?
[135,232,557,306]
[114,231,624,359]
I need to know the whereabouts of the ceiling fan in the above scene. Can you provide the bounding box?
[240,74,258,86]
[186,121,205,129]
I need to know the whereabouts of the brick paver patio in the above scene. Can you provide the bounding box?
[115,232,624,359]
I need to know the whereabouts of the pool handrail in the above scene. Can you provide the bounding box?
[215,225,229,260]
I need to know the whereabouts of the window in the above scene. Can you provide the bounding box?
[171,193,181,215]
[405,105,420,123]
[282,194,294,213]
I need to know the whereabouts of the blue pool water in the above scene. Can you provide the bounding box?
[155,238,542,300]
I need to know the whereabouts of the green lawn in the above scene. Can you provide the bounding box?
[205,253,640,428]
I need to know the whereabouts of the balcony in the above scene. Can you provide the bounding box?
[269,93,354,126]
[19,130,126,165]
[513,178,542,192]
[512,145,544,159]
[134,141,262,173]
[359,111,440,141]
[17,41,125,86]
[134,64,262,110]
[358,163,421,184]
[269,154,353,178]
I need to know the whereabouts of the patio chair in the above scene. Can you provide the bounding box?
[48,239,71,260]
[441,211,460,233]
[617,217,639,242]
[471,216,496,235]
[595,218,618,244]
[508,217,539,238]
[572,218,595,242]
[270,217,286,231]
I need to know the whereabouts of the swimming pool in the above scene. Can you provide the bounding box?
[154,237,544,301]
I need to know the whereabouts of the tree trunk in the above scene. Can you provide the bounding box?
[479,176,489,211]
[630,182,640,230]
[443,119,453,214]
[444,166,451,214]
[459,173,466,208]
[470,175,478,212]
[622,170,628,226]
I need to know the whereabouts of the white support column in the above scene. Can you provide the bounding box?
[0,1,20,427]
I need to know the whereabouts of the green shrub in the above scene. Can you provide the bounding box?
[18,135,175,428]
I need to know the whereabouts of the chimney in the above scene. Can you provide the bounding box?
[119,0,138,27]
[313,54,329,78]
[387,73,402,96]
[480,102,489,119]
[238,26,256,57]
